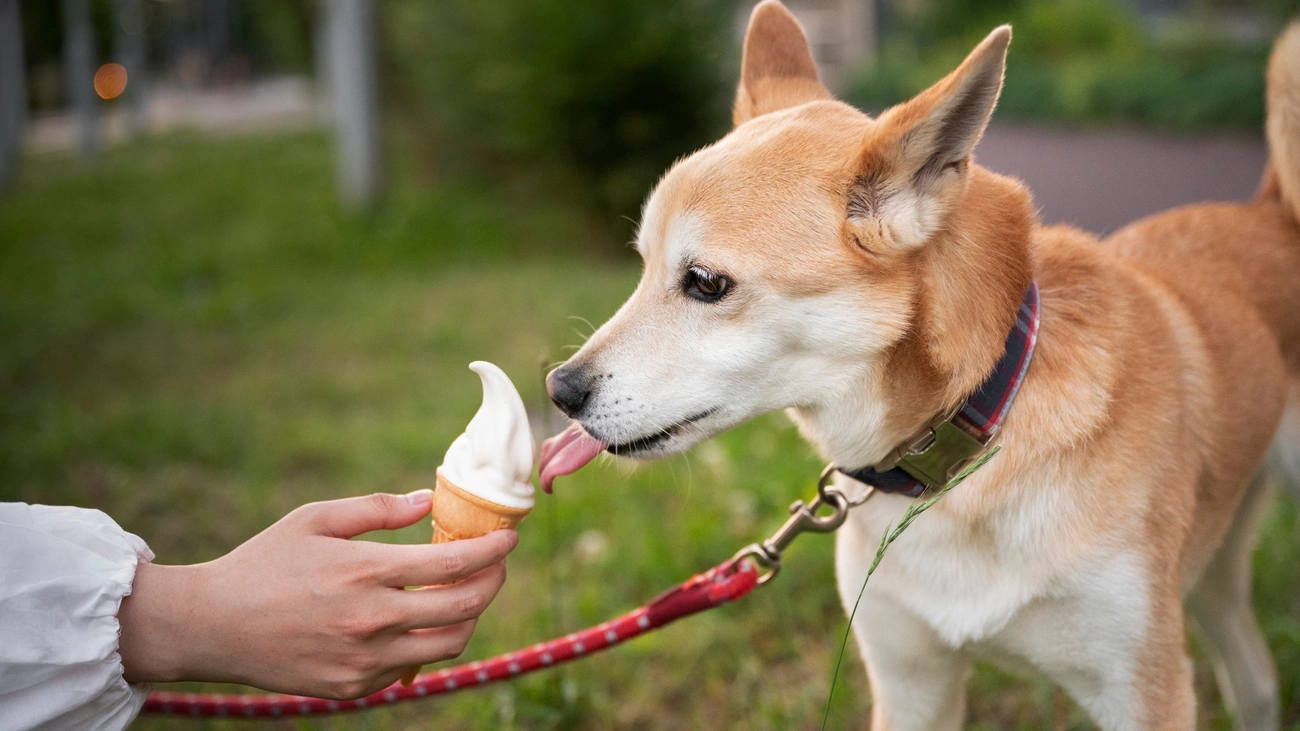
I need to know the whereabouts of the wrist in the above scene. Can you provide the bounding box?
[118,562,211,683]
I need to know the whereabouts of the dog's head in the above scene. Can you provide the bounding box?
[541,1,1035,488]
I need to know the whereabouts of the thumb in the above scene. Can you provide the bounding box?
[299,490,433,539]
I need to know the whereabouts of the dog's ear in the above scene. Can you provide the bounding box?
[884,25,1010,180]
[733,1,832,127]
[845,26,1010,252]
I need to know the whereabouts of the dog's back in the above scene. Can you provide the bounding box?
[1079,24,1300,727]
[1102,23,1300,528]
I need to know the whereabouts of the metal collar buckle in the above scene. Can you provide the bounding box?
[872,403,987,490]
[731,465,874,585]
[871,403,963,473]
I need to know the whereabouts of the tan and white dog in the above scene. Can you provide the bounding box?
[538,3,1300,728]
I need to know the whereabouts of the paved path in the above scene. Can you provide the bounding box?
[978,125,1269,236]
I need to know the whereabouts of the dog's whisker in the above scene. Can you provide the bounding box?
[566,315,597,339]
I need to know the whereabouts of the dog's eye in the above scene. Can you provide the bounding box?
[682,266,732,303]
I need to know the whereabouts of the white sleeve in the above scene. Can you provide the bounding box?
[0,503,155,731]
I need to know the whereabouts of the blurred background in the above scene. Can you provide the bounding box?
[1,0,1298,728]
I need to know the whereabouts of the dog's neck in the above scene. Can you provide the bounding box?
[786,371,906,469]
[788,327,968,470]
[793,168,1037,469]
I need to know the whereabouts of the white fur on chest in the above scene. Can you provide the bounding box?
[834,472,1149,650]
[838,489,1051,647]
[833,471,1154,729]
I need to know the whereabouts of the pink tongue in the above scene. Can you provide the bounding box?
[538,423,607,493]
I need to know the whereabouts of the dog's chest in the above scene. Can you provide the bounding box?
[834,479,1137,649]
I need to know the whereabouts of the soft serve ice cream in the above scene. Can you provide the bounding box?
[428,361,537,543]
[440,361,536,510]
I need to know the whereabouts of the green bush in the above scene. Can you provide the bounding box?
[1015,0,1143,59]
[1088,52,1266,129]
[382,0,734,229]
[846,0,1274,132]
[997,58,1068,121]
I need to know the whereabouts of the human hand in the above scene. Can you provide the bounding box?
[117,490,516,699]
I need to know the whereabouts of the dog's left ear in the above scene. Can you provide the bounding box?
[733,1,833,127]
[846,26,1010,251]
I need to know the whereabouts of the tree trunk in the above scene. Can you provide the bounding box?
[326,0,383,209]
[0,0,27,188]
[63,0,99,161]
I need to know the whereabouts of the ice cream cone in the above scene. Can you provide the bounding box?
[402,361,536,687]
[430,468,531,543]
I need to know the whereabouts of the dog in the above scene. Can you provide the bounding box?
[538,3,1300,728]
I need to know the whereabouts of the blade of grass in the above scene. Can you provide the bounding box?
[820,446,1001,730]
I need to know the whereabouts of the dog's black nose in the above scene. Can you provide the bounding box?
[547,364,593,418]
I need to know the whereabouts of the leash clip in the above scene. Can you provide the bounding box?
[732,465,869,585]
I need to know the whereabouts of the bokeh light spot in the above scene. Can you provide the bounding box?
[94,63,128,100]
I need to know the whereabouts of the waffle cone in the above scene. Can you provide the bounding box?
[430,468,531,544]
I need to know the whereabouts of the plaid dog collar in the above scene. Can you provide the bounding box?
[841,281,1041,497]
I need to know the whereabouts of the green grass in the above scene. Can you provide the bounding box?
[2,132,1298,729]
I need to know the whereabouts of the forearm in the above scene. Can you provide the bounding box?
[118,562,215,684]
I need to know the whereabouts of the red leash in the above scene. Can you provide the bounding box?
[142,557,759,718]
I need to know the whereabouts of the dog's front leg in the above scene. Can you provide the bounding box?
[835,528,972,731]
[993,551,1197,731]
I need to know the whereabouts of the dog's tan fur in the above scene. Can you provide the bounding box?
[548,3,1300,727]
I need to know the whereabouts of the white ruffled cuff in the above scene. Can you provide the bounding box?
[0,503,154,730]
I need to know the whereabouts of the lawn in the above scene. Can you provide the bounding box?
[1,132,1297,729]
